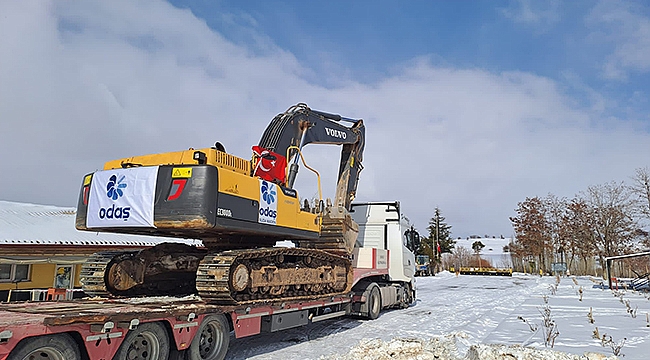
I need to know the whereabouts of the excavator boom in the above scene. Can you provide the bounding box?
[258,103,365,210]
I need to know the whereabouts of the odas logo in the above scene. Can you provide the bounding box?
[99,174,131,221]
[106,174,126,200]
[261,181,276,205]
[258,180,277,224]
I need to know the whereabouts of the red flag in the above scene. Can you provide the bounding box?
[252,146,287,184]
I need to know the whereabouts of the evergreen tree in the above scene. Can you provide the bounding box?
[472,240,486,267]
[472,240,485,254]
[427,207,455,255]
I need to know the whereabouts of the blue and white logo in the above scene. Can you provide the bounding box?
[87,167,158,228]
[106,174,127,200]
[261,180,276,205]
[99,174,131,221]
[259,180,278,225]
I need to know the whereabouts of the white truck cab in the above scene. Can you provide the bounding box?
[348,201,416,318]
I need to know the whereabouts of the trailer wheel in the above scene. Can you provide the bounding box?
[8,333,81,360]
[114,322,170,360]
[187,314,230,360]
[366,286,381,320]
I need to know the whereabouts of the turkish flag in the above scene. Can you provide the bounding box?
[252,146,287,184]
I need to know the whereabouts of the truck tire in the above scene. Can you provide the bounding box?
[366,285,381,320]
[186,314,230,360]
[400,283,413,308]
[113,322,170,360]
[8,333,81,360]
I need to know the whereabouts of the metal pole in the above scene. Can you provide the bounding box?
[607,259,612,290]
[435,214,439,273]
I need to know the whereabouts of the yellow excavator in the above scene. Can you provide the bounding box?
[75,103,365,304]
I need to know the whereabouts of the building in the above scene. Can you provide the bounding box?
[0,201,201,301]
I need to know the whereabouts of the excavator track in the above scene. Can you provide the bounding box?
[196,247,353,305]
[80,245,353,305]
[80,244,207,298]
[80,250,135,297]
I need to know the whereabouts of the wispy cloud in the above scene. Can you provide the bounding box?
[501,0,560,29]
[587,0,650,80]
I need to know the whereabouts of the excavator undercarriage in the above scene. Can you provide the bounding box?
[80,243,352,305]
[80,243,207,298]
[79,212,356,305]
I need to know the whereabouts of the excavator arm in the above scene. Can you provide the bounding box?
[257,103,365,210]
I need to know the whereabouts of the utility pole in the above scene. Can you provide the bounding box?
[435,214,439,273]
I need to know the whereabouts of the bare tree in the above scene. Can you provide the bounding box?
[630,167,650,222]
[584,182,638,271]
[545,194,568,270]
[636,228,650,249]
[507,240,526,272]
[449,246,473,268]
[510,196,553,272]
[560,198,595,275]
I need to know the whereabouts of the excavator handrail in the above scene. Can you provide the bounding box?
[285,145,323,204]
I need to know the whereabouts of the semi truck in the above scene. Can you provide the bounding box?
[0,201,415,360]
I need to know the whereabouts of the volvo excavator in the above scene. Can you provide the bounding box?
[75,103,365,305]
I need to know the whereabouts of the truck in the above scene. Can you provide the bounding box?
[1,104,417,359]
[415,255,432,276]
[0,201,415,360]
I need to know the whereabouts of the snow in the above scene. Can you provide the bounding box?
[225,272,650,359]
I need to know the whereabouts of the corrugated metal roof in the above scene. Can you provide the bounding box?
[0,201,202,247]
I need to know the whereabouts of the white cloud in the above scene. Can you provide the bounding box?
[501,0,560,29]
[587,0,650,80]
[1,0,649,238]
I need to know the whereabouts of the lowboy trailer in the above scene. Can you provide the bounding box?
[0,202,415,360]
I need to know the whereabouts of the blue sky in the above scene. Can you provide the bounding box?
[163,0,650,133]
[170,0,650,108]
[2,0,650,238]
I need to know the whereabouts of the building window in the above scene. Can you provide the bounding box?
[0,264,31,282]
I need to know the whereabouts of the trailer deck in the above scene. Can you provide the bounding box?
[0,296,216,326]
[0,294,355,360]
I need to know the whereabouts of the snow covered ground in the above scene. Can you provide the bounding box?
[225,272,650,359]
